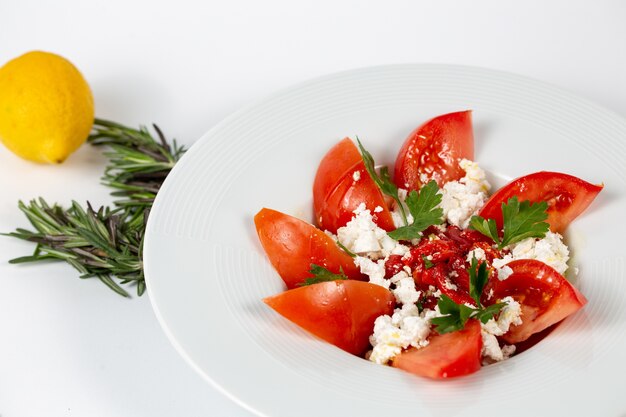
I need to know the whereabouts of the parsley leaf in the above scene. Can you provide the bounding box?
[468,216,499,244]
[387,180,443,240]
[431,295,474,334]
[299,264,348,286]
[336,241,356,258]
[501,197,549,247]
[474,302,507,324]
[356,138,408,226]
[469,196,549,249]
[422,255,434,269]
[468,256,489,307]
[431,257,506,334]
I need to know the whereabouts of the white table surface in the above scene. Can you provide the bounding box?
[1,1,625,416]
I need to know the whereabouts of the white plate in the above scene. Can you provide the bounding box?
[144,64,626,417]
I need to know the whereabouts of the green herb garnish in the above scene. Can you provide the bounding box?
[300,264,348,286]
[430,294,475,334]
[336,241,356,258]
[4,118,185,297]
[469,196,549,249]
[387,180,443,240]
[422,255,434,269]
[468,256,489,305]
[430,257,506,334]
[356,137,408,226]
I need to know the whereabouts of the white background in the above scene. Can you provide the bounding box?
[0,1,625,416]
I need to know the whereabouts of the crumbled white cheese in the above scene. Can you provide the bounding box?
[442,278,458,291]
[501,344,516,359]
[337,203,409,259]
[352,170,361,181]
[368,305,439,365]
[428,285,442,299]
[492,231,570,275]
[440,159,491,228]
[492,254,514,270]
[481,332,503,363]
[480,296,523,362]
[496,265,514,281]
[389,271,420,305]
[466,247,486,263]
[367,271,448,365]
[374,205,383,213]
[354,256,389,289]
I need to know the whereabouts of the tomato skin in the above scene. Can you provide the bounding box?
[394,110,474,191]
[478,171,603,233]
[264,280,395,355]
[312,137,363,210]
[491,259,587,344]
[392,319,482,379]
[254,208,363,289]
[313,139,395,233]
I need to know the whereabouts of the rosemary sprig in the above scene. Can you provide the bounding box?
[6,199,145,297]
[89,118,186,212]
[4,118,186,297]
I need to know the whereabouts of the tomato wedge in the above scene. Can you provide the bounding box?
[478,171,603,233]
[264,280,395,355]
[313,138,363,206]
[392,319,482,379]
[313,138,394,233]
[394,110,474,191]
[254,208,363,289]
[491,259,587,344]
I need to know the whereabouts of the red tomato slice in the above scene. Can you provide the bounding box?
[313,139,394,233]
[478,171,603,233]
[264,280,395,355]
[313,137,363,207]
[318,164,395,233]
[491,259,587,344]
[392,319,482,379]
[254,208,363,289]
[394,110,474,191]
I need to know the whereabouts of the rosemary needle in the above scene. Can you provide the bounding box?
[4,118,186,297]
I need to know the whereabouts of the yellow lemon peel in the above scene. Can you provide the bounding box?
[0,51,94,163]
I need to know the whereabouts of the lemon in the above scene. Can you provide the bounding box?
[0,51,94,163]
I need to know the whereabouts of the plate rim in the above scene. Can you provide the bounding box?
[144,63,626,417]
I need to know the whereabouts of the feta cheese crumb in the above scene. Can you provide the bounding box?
[337,203,408,259]
[354,256,389,289]
[492,254,514,269]
[440,159,491,228]
[496,265,514,281]
[492,231,570,275]
[390,271,420,305]
[352,171,361,181]
[442,278,458,291]
[466,247,486,263]
[501,344,516,359]
[368,306,438,365]
[480,296,523,362]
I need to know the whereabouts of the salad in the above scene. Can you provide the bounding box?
[254,111,603,379]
